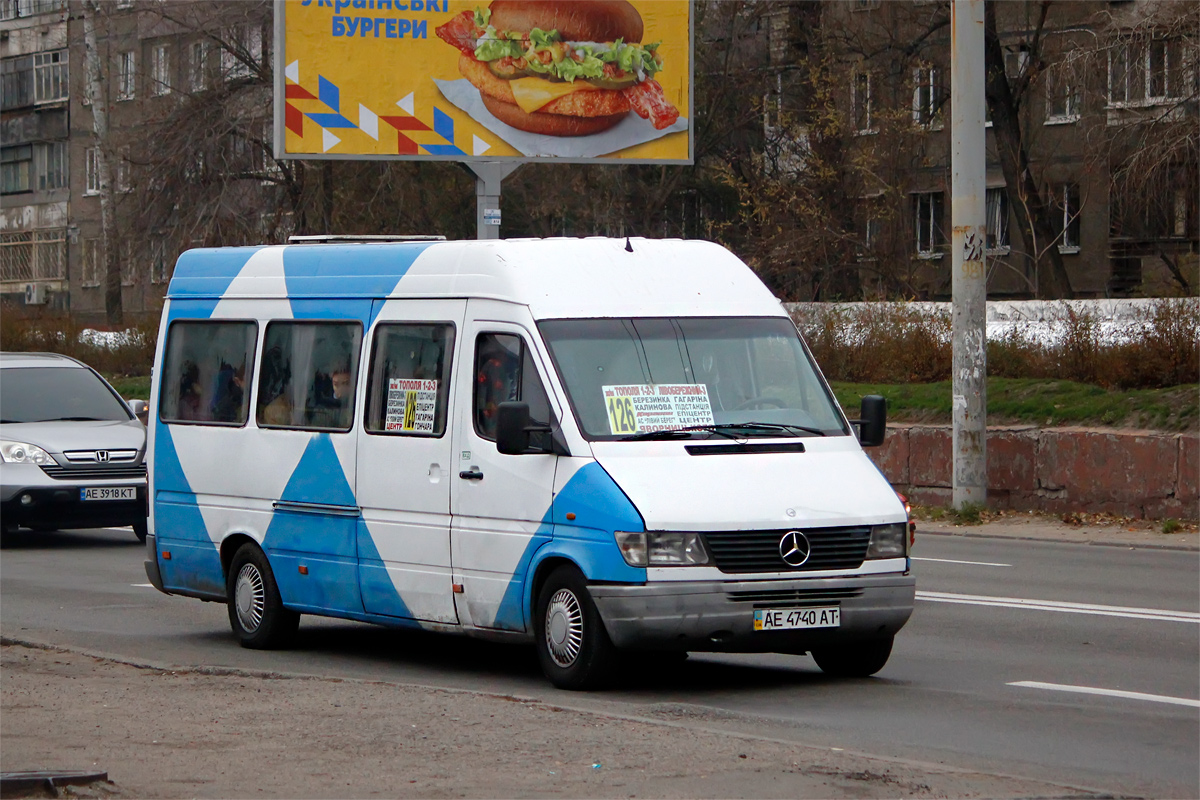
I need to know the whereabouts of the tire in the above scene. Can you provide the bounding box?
[534,565,617,690]
[132,519,148,543]
[811,635,894,678]
[226,543,299,649]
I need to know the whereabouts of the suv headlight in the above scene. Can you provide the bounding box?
[614,531,712,567]
[865,522,908,559]
[0,440,54,465]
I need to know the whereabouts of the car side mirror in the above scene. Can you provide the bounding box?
[496,402,553,455]
[128,399,149,426]
[854,395,887,447]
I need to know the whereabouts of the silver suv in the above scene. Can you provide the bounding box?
[0,352,148,541]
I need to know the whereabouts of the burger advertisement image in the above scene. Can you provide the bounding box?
[276,0,691,163]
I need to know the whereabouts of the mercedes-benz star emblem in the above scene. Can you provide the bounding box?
[95,450,110,463]
[779,530,811,567]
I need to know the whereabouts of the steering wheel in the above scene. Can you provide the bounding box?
[734,396,787,411]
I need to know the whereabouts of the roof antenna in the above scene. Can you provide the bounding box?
[624,236,634,252]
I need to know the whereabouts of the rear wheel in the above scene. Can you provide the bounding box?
[535,565,617,690]
[811,635,894,677]
[226,543,299,649]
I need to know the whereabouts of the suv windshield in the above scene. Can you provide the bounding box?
[0,366,131,424]
[538,317,847,440]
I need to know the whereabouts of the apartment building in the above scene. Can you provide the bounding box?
[1,0,274,323]
[826,0,1197,299]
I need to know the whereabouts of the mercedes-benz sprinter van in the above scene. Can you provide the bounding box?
[145,237,914,689]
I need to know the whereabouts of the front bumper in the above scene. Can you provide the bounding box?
[1,483,146,531]
[589,571,915,653]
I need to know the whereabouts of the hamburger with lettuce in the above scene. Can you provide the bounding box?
[436,0,680,136]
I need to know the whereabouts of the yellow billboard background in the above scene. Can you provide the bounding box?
[280,0,691,162]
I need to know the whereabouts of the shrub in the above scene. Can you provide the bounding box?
[0,303,157,377]
[792,299,1198,390]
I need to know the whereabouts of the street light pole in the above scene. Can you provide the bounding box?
[951,0,987,508]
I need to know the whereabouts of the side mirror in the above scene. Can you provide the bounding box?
[496,402,531,455]
[854,395,887,447]
[128,399,149,426]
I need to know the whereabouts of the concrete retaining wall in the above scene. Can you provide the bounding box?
[868,425,1199,520]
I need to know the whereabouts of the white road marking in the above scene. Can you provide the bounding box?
[1009,681,1200,708]
[912,557,1012,567]
[916,591,1200,623]
[130,583,154,588]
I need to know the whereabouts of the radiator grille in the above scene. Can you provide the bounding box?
[39,464,147,481]
[702,527,871,574]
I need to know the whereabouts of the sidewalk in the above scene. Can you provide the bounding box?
[913,509,1199,551]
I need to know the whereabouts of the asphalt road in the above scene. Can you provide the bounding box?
[1,526,1197,798]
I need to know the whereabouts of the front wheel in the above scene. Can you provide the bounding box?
[132,519,148,542]
[226,543,299,649]
[535,565,617,690]
[810,635,894,677]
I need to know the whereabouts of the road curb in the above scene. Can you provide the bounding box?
[916,527,1200,552]
[0,770,109,798]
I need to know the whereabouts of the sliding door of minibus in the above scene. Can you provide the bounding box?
[450,302,559,632]
[355,299,465,624]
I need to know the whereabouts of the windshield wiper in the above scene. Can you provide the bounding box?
[718,422,829,437]
[33,416,110,422]
[620,422,828,441]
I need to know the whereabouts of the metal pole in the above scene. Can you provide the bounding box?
[951,0,987,509]
[468,162,519,240]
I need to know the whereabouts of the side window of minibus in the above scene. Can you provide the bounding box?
[159,321,257,426]
[255,321,362,432]
[363,323,456,436]
[473,333,551,442]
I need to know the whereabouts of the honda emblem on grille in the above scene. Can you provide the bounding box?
[779,530,811,567]
[95,450,110,462]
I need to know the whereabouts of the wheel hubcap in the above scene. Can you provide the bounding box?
[545,588,583,668]
[235,563,265,633]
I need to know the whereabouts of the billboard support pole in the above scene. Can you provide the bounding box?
[469,163,520,240]
[951,0,987,510]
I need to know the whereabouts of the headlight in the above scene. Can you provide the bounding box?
[614,531,712,567]
[866,522,908,559]
[0,440,54,465]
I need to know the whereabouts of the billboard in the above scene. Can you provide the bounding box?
[273,0,692,164]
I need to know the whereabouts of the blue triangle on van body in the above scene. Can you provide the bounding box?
[166,247,266,313]
[277,433,357,508]
[151,423,225,596]
[280,244,435,315]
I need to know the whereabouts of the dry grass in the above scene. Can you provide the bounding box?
[0,303,157,378]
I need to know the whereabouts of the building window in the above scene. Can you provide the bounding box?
[1109,38,1187,105]
[1051,183,1081,252]
[82,238,102,287]
[912,66,945,128]
[117,51,135,100]
[853,70,874,134]
[913,192,945,256]
[33,50,67,103]
[115,158,130,193]
[222,24,262,81]
[857,215,880,262]
[150,44,171,96]
[1,56,33,109]
[0,145,32,194]
[1,0,65,20]
[190,41,207,91]
[1045,65,1081,123]
[33,141,66,191]
[985,189,1010,252]
[85,147,100,194]
[150,239,169,283]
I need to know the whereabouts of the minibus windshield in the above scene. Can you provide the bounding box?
[538,317,848,441]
